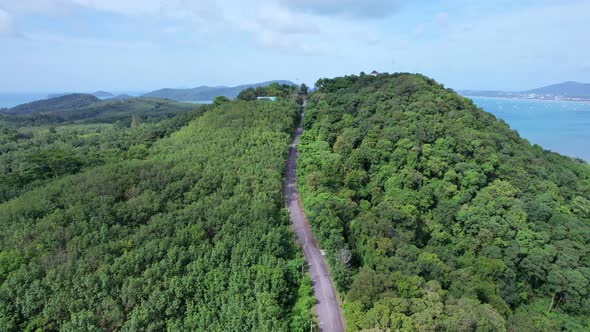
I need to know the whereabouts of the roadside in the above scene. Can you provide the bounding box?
[285,101,345,332]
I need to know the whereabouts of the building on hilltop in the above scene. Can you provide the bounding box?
[370,70,379,76]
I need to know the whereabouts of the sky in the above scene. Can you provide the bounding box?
[0,0,589,93]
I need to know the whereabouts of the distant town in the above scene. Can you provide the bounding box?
[459,81,590,102]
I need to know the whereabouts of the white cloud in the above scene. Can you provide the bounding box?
[0,0,72,15]
[70,0,223,21]
[24,31,156,49]
[0,8,16,36]
[256,30,317,56]
[1,0,227,27]
[391,1,590,89]
[256,4,319,35]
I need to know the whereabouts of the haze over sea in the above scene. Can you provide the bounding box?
[470,97,590,162]
[0,94,51,108]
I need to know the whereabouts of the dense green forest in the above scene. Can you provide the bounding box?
[237,82,299,101]
[297,73,590,331]
[0,98,314,330]
[0,109,203,203]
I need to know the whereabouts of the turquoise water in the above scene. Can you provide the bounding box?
[470,97,590,162]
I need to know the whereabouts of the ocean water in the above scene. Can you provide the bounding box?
[470,97,590,162]
[0,93,50,108]
[184,100,213,104]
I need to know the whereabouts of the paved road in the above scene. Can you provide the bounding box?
[285,102,345,332]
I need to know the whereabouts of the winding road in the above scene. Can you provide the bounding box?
[285,101,345,332]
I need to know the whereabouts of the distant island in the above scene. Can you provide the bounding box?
[48,91,115,99]
[109,94,134,100]
[460,81,590,102]
[6,94,100,115]
[0,93,196,127]
[143,80,296,101]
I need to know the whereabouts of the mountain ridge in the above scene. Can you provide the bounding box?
[4,93,100,115]
[524,81,590,97]
[460,81,590,100]
[143,80,297,101]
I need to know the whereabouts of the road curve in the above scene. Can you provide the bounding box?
[285,101,345,332]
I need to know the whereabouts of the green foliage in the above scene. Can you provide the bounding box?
[237,82,297,101]
[0,99,311,330]
[0,109,205,203]
[212,95,230,107]
[298,73,590,330]
[299,83,309,96]
[237,88,258,101]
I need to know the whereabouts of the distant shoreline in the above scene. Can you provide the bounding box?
[462,95,590,104]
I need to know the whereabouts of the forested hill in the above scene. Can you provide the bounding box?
[0,99,314,330]
[297,73,590,330]
[5,94,100,115]
[0,97,196,128]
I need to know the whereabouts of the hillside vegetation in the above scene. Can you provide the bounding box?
[297,73,590,330]
[0,99,313,331]
[0,109,204,203]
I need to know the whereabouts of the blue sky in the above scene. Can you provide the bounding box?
[0,0,589,93]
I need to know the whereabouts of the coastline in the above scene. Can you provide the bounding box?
[462,94,590,104]
[468,96,590,162]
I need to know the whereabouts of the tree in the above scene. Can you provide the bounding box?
[213,96,230,107]
[237,88,257,101]
[299,83,309,95]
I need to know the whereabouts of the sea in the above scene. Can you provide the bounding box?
[470,97,590,162]
[0,93,52,108]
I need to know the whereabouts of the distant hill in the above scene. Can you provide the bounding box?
[524,81,590,98]
[48,91,114,99]
[143,80,296,101]
[110,94,134,100]
[0,97,197,127]
[460,81,590,100]
[92,91,115,98]
[5,94,100,115]
[40,97,196,122]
